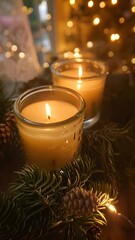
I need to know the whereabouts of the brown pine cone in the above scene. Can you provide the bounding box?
[64,187,98,217]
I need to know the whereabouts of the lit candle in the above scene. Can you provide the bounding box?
[51,58,108,129]
[14,86,85,170]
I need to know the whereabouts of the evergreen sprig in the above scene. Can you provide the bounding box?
[0,160,116,240]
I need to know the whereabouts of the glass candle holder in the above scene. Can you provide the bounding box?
[14,85,85,170]
[51,58,108,129]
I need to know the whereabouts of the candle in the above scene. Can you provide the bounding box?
[51,58,108,129]
[14,86,85,170]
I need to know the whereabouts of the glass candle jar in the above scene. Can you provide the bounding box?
[14,85,85,170]
[51,58,108,129]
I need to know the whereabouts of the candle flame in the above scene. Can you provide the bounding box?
[45,103,51,120]
[77,66,83,89]
[78,66,82,78]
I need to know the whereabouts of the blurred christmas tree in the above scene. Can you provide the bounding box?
[62,0,135,73]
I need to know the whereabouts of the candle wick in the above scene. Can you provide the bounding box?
[48,115,51,120]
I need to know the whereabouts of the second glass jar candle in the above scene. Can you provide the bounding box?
[51,58,108,129]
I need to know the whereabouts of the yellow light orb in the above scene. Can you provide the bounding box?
[46,14,51,20]
[99,1,106,8]
[108,51,114,57]
[19,52,25,58]
[11,45,18,52]
[43,62,49,68]
[93,17,100,25]
[70,0,75,5]
[110,33,120,41]
[87,41,93,48]
[111,0,118,5]
[131,6,135,13]
[5,52,12,58]
[88,1,94,8]
[74,48,80,53]
[47,25,52,31]
[119,17,125,24]
[122,65,128,72]
[131,58,135,64]
[67,21,73,28]
[132,26,135,32]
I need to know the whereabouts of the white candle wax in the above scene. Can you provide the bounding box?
[18,100,83,170]
[53,69,106,120]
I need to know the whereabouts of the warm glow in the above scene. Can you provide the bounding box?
[119,17,125,24]
[111,0,118,5]
[11,45,18,52]
[19,52,25,58]
[46,25,52,31]
[87,41,93,48]
[74,52,82,58]
[77,66,83,89]
[122,65,128,72]
[45,103,51,120]
[70,0,75,5]
[131,6,135,13]
[132,26,135,32]
[74,48,80,53]
[131,58,135,64]
[88,1,94,7]
[107,204,117,213]
[67,20,73,27]
[108,51,114,57]
[99,1,106,8]
[46,14,51,20]
[5,52,11,58]
[43,62,49,68]
[93,17,100,25]
[79,66,82,78]
[110,33,120,41]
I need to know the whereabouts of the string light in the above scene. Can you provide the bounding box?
[43,62,49,68]
[46,14,51,20]
[67,20,73,27]
[11,45,18,52]
[93,17,100,25]
[69,0,75,5]
[119,17,125,24]
[74,48,80,53]
[110,33,120,41]
[131,6,135,13]
[111,0,118,5]
[106,203,135,228]
[99,2,106,8]
[131,58,135,64]
[122,65,128,72]
[88,1,94,8]
[46,25,52,31]
[87,41,93,48]
[108,51,114,57]
[5,52,12,58]
[19,52,25,59]
[132,26,135,32]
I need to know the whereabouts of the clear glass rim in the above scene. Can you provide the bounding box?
[51,58,109,80]
[14,85,86,127]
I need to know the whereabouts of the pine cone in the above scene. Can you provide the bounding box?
[87,224,101,240]
[0,111,18,145]
[64,187,98,217]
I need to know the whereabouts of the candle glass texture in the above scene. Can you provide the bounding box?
[14,86,85,170]
[51,58,108,129]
